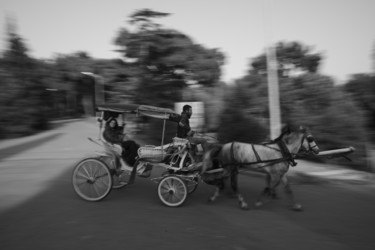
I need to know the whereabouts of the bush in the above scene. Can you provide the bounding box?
[217,106,268,144]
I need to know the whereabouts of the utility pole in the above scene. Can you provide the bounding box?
[266,45,281,139]
[263,0,281,139]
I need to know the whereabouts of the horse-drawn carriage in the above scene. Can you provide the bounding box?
[72,103,215,207]
[72,103,355,210]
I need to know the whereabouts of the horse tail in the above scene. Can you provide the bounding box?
[201,144,222,174]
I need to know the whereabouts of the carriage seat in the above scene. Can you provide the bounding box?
[137,145,167,163]
[152,143,173,150]
[137,137,189,163]
[172,137,190,147]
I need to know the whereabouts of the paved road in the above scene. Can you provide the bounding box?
[0,119,375,250]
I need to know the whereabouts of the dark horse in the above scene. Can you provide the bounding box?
[201,126,320,211]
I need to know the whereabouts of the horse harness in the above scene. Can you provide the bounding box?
[229,139,298,168]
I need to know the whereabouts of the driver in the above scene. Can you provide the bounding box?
[177,104,209,154]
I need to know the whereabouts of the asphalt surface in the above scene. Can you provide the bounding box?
[1,118,375,250]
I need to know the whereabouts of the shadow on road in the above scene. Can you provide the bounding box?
[0,133,63,161]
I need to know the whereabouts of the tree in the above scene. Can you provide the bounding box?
[128,8,170,31]
[344,74,375,143]
[0,19,50,137]
[1,17,33,73]
[249,41,322,77]
[217,102,268,144]
[114,9,225,107]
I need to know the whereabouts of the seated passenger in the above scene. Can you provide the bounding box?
[103,118,139,167]
[103,118,126,144]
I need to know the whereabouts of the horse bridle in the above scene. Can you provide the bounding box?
[299,133,319,154]
[276,130,318,166]
[277,139,298,167]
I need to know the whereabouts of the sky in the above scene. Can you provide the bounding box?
[1,0,374,84]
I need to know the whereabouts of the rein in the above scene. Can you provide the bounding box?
[277,140,298,167]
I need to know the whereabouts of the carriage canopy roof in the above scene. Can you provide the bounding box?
[96,104,180,122]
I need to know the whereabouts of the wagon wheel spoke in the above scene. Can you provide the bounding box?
[75,171,91,180]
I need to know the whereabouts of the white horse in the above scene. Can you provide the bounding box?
[201,126,320,211]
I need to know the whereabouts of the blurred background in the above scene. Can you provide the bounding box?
[0,4,374,172]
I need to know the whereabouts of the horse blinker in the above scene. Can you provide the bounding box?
[306,135,314,143]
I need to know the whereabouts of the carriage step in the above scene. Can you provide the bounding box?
[205,168,224,174]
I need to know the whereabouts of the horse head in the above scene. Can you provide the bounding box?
[303,133,320,154]
[282,126,320,154]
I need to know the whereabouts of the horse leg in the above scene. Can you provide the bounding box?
[255,175,271,207]
[230,170,248,210]
[255,173,280,208]
[269,174,282,201]
[270,177,281,199]
[281,174,303,211]
[208,180,225,203]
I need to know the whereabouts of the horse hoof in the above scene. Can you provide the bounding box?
[240,203,249,210]
[292,204,303,211]
[255,201,263,207]
[207,197,215,203]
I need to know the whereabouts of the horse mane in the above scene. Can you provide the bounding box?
[263,125,305,145]
[263,130,288,145]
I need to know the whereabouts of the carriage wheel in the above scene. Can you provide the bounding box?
[157,175,187,207]
[72,158,113,201]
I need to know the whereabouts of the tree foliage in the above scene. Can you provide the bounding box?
[128,8,170,31]
[344,74,375,142]
[0,28,50,137]
[281,74,366,160]
[249,41,322,77]
[114,9,225,107]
